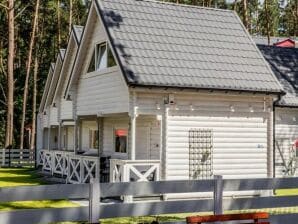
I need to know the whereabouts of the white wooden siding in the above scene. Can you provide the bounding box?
[36,114,43,150]
[49,107,59,126]
[60,99,73,120]
[62,126,74,151]
[135,92,272,180]
[58,39,77,121]
[275,108,298,177]
[75,17,129,116]
[167,113,268,180]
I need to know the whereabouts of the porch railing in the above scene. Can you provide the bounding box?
[37,149,99,184]
[110,159,160,183]
[67,155,99,184]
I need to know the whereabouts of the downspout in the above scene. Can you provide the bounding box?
[273,94,281,178]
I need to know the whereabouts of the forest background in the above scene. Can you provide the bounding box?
[0,0,297,149]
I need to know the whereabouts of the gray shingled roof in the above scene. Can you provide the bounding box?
[96,0,283,93]
[73,25,84,43]
[258,45,298,107]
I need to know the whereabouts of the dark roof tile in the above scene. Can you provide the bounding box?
[98,0,283,93]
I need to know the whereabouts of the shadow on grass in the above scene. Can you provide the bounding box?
[0,167,46,187]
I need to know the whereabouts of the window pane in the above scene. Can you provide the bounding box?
[89,130,98,149]
[115,129,127,153]
[87,50,95,73]
[96,43,107,70]
[107,46,116,67]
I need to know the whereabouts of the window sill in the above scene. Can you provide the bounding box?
[85,66,118,78]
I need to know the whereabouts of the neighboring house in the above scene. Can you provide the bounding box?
[37,25,83,151]
[38,0,284,189]
[273,38,296,48]
[253,36,297,48]
[258,45,298,177]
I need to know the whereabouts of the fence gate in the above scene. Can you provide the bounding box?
[189,129,213,179]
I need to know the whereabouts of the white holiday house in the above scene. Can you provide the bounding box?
[37,0,284,186]
[258,45,298,177]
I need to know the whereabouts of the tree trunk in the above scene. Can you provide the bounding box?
[30,55,38,150]
[20,0,40,149]
[234,0,238,11]
[69,0,73,35]
[295,0,298,37]
[243,0,249,30]
[265,0,270,45]
[57,0,61,48]
[5,0,15,149]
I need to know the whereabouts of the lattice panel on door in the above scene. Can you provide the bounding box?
[189,129,213,179]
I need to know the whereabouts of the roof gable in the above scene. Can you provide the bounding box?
[53,27,83,103]
[65,1,126,97]
[44,49,66,108]
[97,0,283,93]
[258,45,298,107]
[39,66,54,112]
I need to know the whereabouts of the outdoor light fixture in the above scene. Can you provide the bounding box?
[230,105,235,113]
[249,105,254,113]
[190,104,194,111]
[293,117,297,122]
[156,102,161,110]
[175,104,179,110]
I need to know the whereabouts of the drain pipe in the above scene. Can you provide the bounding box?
[273,94,281,178]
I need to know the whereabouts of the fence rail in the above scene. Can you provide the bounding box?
[1,177,298,224]
[0,149,35,167]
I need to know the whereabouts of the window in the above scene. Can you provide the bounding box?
[115,129,127,153]
[89,130,98,149]
[87,42,116,73]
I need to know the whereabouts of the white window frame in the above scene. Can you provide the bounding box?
[87,41,116,74]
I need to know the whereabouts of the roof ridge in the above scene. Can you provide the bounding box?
[117,0,233,13]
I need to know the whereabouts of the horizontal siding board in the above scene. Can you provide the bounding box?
[164,95,268,180]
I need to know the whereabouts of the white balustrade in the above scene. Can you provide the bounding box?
[37,149,47,166]
[52,151,74,176]
[110,159,160,183]
[42,150,53,172]
[67,155,100,184]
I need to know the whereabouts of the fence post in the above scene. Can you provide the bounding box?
[1,149,5,167]
[214,175,223,215]
[89,178,100,224]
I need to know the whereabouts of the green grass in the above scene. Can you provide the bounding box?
[0,168,46,187]
[276,188,298,196]
[0,168,78,211]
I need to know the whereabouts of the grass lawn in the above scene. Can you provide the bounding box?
[0,168,78,211]
[1,168,298,223]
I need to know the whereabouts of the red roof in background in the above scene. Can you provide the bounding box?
[274,38,295,48]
